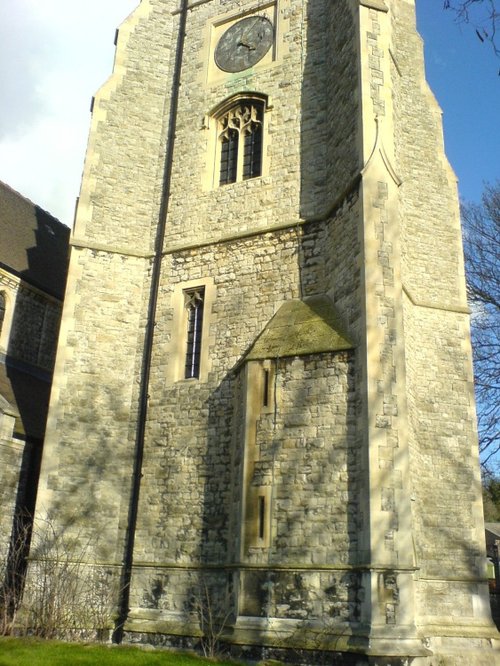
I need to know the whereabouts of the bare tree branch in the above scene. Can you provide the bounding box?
[444,0,500,58]
[462,182,500,471]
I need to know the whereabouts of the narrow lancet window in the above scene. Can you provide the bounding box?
[184,288,205,379]
[258,495,266,540]
[0,292,5,337]
[263,368,270,407]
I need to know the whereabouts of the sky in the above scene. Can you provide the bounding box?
[0,0,498,227]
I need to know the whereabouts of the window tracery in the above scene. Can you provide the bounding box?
[218,100,264,185]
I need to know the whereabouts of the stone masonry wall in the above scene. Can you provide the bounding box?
[39,0,362,558]
[0,275,62,565]
[0,436,23,561]
[130,341,360,626]
[391,1,466,307]
[323,0,359,206]
[254,355,357,567]
[392,2,465,306]
[35,248,150,562]
[403,298,486,626]
[390,0,488,632]
[73,1,175,252]
[0,272,62,372]
[133,228,301,569]
[240,351,360,623]
[32,0,497,659]
[300,191,362,337]
[163,0,359,244]
[36,0,365,635]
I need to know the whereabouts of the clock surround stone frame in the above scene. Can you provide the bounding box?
[205,1,282,85]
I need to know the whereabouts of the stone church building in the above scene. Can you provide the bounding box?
[0,181,69,566]
[32,0,499,663]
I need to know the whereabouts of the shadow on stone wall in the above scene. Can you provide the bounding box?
[1,204,69,630]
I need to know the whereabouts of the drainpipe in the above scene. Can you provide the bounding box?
[112,0,189,643]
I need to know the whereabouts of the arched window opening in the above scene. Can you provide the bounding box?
[217,99,264,186]
[184,287,205,379]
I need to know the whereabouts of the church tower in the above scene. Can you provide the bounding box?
[33,0,499,662]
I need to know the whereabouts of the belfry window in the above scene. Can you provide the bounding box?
[218,100,264,186]
[184,288,205,379]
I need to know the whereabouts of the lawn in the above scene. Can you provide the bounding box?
[0,638,247,666]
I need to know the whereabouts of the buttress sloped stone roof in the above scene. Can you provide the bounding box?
[0,181,70,299]
[245,295,354,361]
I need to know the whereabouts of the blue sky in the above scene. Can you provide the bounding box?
[416,1,499,204]
[0,1,497,223]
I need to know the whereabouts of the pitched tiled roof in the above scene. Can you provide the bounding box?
[0,181,70,299]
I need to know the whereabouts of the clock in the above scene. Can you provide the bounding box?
[215,16,274,73]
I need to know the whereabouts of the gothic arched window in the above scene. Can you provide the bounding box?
[217,98,265,186]
[184,287,205,379]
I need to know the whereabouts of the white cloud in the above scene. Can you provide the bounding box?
[0,0,138,225]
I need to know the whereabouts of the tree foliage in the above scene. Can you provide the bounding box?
[444,0,499,57]
[483,473,500,520]
[462,182,500,469]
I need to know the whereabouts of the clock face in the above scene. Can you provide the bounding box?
[215,16,274,73]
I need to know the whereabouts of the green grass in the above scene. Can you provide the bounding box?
[0,638,244,666]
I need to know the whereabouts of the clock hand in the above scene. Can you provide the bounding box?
[237,40,256,50]
[239,17,263,46]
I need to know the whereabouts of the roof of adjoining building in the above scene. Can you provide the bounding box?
[0,181,70,299]
[0,181,70,438]
[485,523,500,538]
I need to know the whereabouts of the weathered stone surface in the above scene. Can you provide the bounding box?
[0,183,68,570]
[246,296,354,360]
[31,0,499,663]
